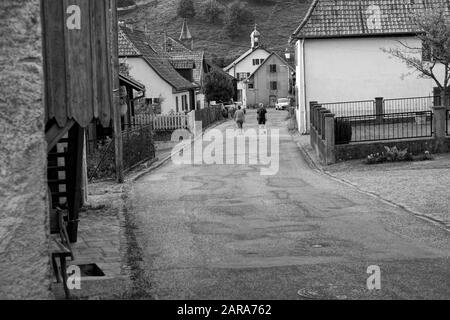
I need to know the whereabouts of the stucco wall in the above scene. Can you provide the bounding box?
[225,48,271,79]
[295,36,444,133]
[127,57,191,114]
[0,0,51,299]
[246,54,291,107]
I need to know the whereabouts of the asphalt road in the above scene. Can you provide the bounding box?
[129,109,450,299]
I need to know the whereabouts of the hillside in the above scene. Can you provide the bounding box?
[118,0,312,66]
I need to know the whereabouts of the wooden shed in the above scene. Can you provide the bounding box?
[42,0,121,242]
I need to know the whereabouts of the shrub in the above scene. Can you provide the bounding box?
[364,146,426,165]
[177,0,196,19]
[203,0,224,23]
[334,119,352,144]
[203,69,235,103]
[224,1,254,38]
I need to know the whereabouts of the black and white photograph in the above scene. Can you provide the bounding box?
[1,0,450,308]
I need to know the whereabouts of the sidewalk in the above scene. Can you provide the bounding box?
[52,119,230,299]
[52,181,132,299]
[292,131,450,230]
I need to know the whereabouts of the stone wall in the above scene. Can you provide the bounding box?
[335,138,439,162]
[0,0,50,299]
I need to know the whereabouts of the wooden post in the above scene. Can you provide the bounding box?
[109,0,124,183]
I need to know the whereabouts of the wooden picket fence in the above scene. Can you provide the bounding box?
[131,113,189,131]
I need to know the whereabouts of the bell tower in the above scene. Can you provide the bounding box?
[250,24,260,49]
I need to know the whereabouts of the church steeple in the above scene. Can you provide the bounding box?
[250,24,260,49]
[179,18,193,50]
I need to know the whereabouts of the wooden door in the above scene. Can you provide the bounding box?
[269,95,277,107]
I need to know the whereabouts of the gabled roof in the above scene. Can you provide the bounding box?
[118,28,141,56]
[291,0,449,40]
[165,36,192,54]
[118,26,197,92]
[224,47,271,72]
[247,52,294,80]
[164,36,206,86]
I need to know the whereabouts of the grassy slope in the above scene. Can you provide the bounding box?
[118,0,311,65]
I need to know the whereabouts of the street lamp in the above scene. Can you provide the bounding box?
[284,48,291,61]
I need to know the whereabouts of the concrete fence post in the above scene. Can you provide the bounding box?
[317,107,325,136]
[432,105,448,152]
[309,101,318,129]
[319,109,329,140]
[321,110,331,140]
[324,113,336,165]
[375,97,384,123]
[313,105,320,130]
[433,106,446,138]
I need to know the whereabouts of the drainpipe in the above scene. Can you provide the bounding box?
[301,39,308,134]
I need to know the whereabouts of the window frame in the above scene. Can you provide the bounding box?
[270,81,278,90]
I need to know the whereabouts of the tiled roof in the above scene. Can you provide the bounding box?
[170,59,195,69]
[118,28,140,56]
[165,36,192,54]
[291,0,450,39]
[165,36,206,86]
[119,26,197,91]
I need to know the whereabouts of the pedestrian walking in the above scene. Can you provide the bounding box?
[234,106,245,134]
[257,103,267,131]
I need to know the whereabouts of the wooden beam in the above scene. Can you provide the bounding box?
[66,124,84,243]
[109,0,124,183]
[46,120,75,152]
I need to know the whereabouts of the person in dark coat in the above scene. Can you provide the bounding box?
[257,103,267,130]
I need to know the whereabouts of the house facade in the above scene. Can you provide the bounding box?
[119,26,198,114]
[224,26,273,107]
[244,52,294,108]
[290,0,446,133]
[163,20,209,110]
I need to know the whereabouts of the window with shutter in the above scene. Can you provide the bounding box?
[270,81,277,90]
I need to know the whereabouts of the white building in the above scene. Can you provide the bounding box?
[289,0,445,133]
[244,52,294,108]
[119,26,198,114]
[224,26,273,107]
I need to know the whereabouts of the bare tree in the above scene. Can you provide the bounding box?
[383,7,450,107]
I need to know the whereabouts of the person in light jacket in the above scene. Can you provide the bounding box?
[234,106,245,134]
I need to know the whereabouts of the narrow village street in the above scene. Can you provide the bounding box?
[128,109,450,299]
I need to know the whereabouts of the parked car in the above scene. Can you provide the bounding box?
[275,98,290,110]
